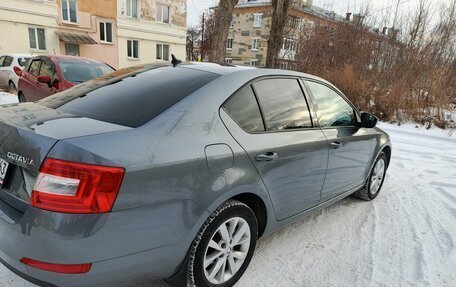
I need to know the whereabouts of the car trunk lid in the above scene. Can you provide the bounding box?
[0,102,130,210]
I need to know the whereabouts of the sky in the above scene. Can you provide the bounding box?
[187,0,451,28]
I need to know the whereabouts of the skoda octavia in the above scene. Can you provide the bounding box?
[0,62,391,287]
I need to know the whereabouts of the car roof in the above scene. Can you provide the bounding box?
[34,55,105,64]
[1,54,31,58]
[182,62,326,81]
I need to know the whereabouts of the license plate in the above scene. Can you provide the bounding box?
[0,158,9,186]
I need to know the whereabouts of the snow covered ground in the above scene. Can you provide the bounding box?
[0,92,455,286]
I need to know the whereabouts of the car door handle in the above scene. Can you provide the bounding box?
[329,142,343,149]
[255,152,278,162]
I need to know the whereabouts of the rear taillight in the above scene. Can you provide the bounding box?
[20,258,91,274]
[31,158,124,214]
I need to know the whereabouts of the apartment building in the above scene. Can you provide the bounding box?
[0,0,60,56]
[56,0,119,67]
[0,0,187,68]
[226,0,342,69]
[116,0,187,68]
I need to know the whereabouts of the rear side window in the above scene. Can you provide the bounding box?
[224,86,265,132]
[253,78,312,131]
[28,59,41,76]
[39,66,220,128]
[306,81,356,127]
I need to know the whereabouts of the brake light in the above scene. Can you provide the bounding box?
[31,158,124,214]
[20,258,91,274]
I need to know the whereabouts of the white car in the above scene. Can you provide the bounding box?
[0,54,31,94]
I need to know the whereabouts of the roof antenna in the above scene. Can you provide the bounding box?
[171,54,182,67]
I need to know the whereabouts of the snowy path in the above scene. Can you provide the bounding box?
[0,100,454,287]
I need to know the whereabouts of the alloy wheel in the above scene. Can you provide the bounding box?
[370,158,385,195]
[203,217,251,284]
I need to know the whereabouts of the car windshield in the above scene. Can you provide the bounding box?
[58,60,114,84]
[18,57,30,67]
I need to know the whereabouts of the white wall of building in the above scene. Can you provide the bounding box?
[0,0,60,56]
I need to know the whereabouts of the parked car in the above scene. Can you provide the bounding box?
[0,62,391,287]
[0,54,31,94]
[17,55,114,102]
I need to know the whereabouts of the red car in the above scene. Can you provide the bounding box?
[16,55,114,102]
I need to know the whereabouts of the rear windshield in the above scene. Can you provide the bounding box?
[38,66,220,128]
[58,61,114,84]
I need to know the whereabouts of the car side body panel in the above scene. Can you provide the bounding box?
[0,65,391,286]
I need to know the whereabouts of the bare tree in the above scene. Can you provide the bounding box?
[266,0,293,68]
[186,26,200,61]
[208,0,240,63]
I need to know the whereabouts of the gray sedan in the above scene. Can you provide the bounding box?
[0,62,391,287]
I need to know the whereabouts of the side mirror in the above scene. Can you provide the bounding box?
[13,66,22,77]
[360,112,378,128]
[37,75,52,86]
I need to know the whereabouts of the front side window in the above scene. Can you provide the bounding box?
[99,22,113,43]
[126,0,138,18]
[127,40,139,59]
[224,86,265,132]
[18,57,30,67]
[28,28,46,50]
[28,59,41,77]
[306,81,356,127]
[156,3,170,23]
[62,0,78,23]
[156,43,170,61]
[39,60,55,77]
[253,78,312,131]
[253,14,262,28]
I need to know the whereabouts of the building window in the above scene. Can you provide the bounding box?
[283,38,297,52]
[225,58,233,64]
[65,43,80,56]
[250,59,259,66]
[227,37,233,50]
[99,22,113,43]
[156,43,170,61]
[126,0,138,18]
[230,19,235,28]
[253,14,262,28]
[62,0,77,23]
[127,40,139,59]
[156,3,170,23]
[28,27,46,51]
[280,62,288,70]
[252,38,259,51]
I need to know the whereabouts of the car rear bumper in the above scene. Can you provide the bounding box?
[0,201,202,287]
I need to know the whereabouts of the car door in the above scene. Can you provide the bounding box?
[221,77,328,220]
[21,58,42,101]
[304,80,374,202]
[0,56,7,89]
[36,58,59,100]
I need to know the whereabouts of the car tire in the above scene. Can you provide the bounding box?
[18,93,26,103]
[187,200,258,287]
[355,152,387,201]
[8,81,17,95]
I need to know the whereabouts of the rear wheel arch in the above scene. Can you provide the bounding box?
[382,145,391,167]
[232,193,267,238]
